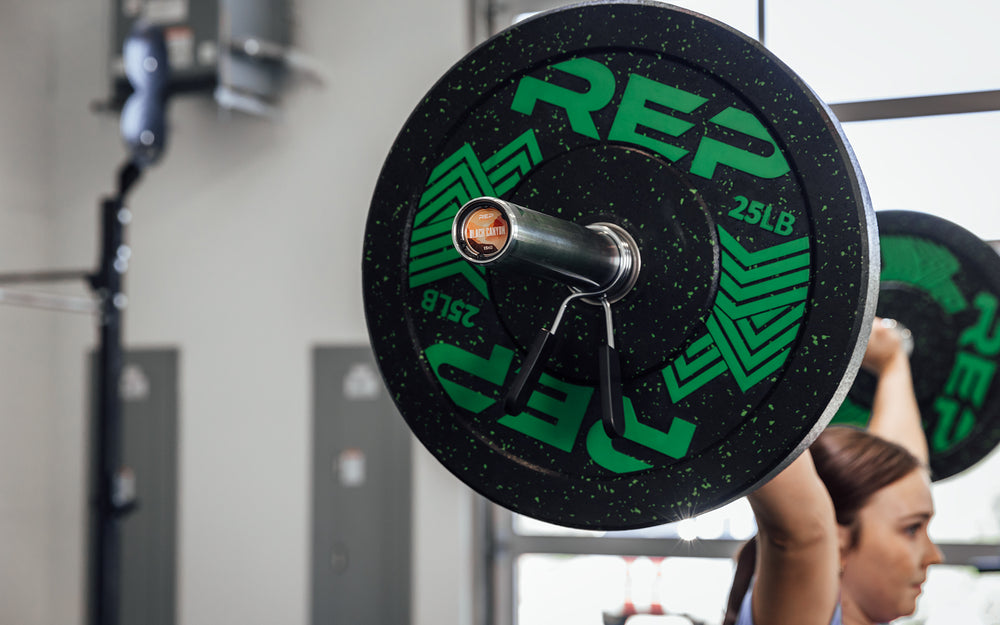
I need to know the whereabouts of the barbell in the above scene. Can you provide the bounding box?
[361,1,1000,530]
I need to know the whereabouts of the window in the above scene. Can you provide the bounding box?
[766,0,1000,103]
[840,112,1000,240]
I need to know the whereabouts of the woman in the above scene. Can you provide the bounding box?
[725,318,943,625]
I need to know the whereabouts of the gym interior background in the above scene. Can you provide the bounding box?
[1,1,999,624]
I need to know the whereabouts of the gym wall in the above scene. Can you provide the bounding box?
[0,4,72,624]
[0,0,471,624]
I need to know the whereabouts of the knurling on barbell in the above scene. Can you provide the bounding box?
[363,0,879,529]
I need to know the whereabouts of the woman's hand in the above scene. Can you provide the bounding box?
[861,317,912,376]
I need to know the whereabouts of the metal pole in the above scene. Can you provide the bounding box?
[88,161,139,625]
[0,269,98,314]
[89,196,125,625]
[0,269,93,284]
[757,0,766,46]
[0,289,97,314]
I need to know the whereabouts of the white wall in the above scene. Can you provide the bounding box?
[1,1,473,624]
[0,4,62,625]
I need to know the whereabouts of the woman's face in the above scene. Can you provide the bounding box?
[839,469,943,624]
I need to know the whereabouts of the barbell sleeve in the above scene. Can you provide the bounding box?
[452,197,638,298]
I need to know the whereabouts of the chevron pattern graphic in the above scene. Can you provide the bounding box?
[880,235,967,315]
[408,131,543,298]
[662,333,729,402]
[663,225,811,400]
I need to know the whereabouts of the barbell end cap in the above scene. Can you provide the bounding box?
[452,197,512,264]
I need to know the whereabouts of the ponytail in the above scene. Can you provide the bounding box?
[722,535,757,625]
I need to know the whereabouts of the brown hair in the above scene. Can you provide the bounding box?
[722,426,922,624]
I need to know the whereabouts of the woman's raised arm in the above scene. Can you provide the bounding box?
[745,449,841,625]
[862,318,928,465]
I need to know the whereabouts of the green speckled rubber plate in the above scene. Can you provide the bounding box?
[833,211,1000,482]
[363,1,878,529]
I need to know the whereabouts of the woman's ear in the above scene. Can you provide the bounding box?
[837,523,853,573]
